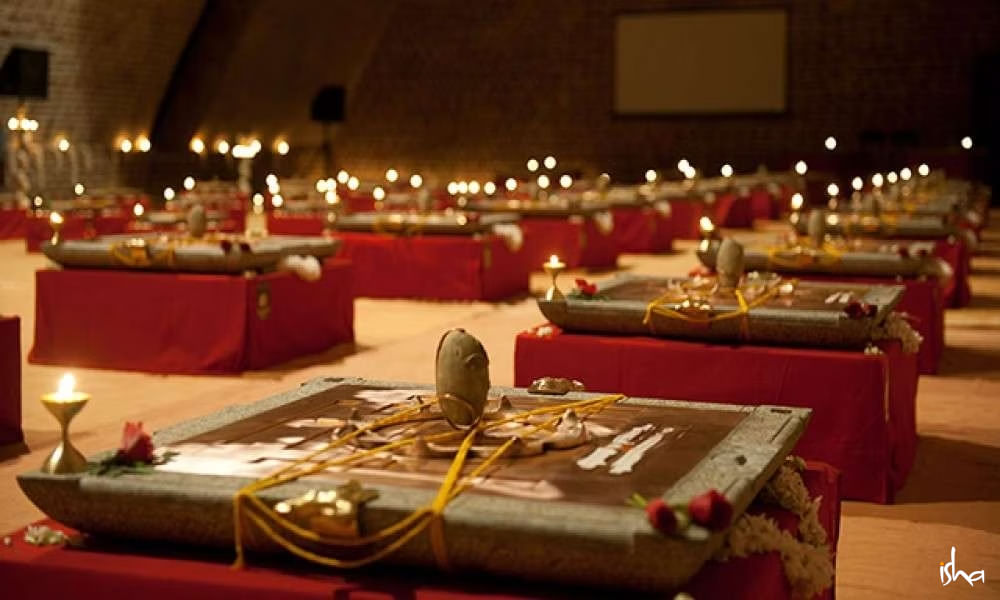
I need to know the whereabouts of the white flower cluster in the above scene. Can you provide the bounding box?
[873,312,923,354]
[715,461,834,599]
[492,223,524,252]
[277,255,322,281]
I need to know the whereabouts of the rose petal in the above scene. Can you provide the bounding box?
[645,498,677,535]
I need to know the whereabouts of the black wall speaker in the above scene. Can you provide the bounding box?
[0,47,49,99]
[311,86,346,123]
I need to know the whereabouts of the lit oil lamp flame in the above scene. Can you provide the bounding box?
[790,193,804,211]
[56,373,76,399]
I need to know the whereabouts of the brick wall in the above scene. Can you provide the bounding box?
[8,1,994,193]
[0,0,203,195]
[154,0,998,186]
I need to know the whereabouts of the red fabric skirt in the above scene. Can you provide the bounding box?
[750,187,779,221]
[0,461,839,600]
[515,328,917,503]
[611,205,673,253]
[266,213,328,236]
[0,315,21,445]
[799,275,944,374]
[935,238,971,308]
[715,193,754,229]
[519,217,619,270]
[335,232,529,300]
[28,259,355,374]
[666,198,707,240]
[0,208,27,239]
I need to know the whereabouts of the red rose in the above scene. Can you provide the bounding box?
[116,421,155,464]
[844,300,876,319]
[575,278,598,297]
[645,498,677,535]
[219,240,233,253]
[239,242,252,253]
[896,246,910,258]
[688,489,732,530]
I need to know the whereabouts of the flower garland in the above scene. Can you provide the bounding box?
[872,312,923,354]
[714,458,834,599]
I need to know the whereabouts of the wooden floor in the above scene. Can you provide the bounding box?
[1,217,998,598]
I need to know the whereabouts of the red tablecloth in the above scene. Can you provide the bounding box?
[519,217,619,270]
[715,192,754,229]
[515,328,917,503]
[935,238,971,308]
[28,259,354,374]
[666,198,706,240]
[0,208,27,239]
[25,213,131,252]
[611,205,673,253]
[0,315,21,445]
[800,275,943,374]
[335,232,529,300]
[750,187,779,222]
[267,213,328,236]
[0,462,839,600]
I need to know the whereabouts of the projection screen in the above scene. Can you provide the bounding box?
[615,10,787,114]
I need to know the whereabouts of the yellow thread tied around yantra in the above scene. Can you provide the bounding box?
[764,242,843,270]
[642,278,792,339]
[232,392,623,570]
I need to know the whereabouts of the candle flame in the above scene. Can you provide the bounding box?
[50,211,64,225]
[790,193,804,211]
[57,373,76,397]
[548,254,561,265]
[699,216,715,232]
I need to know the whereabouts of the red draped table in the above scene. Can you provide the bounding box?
[336,232,529,300]
[0,208,27,239]
[611,205,673,254]
[800,275,943,374]
[515,328,917,503]
[934,238,971,308]
[0,462,839,600]
[750,187,780,222]
[25,213,130,252]
[267,213,328,236]
[0,316,21,445]
[666,198,707,240]
[714,192,754,229]
[519,217,619,270]
[28,259,354,374]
